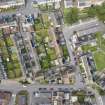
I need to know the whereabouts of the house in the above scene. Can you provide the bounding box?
[0,0,25,9]
[78,0,91,8]
[0,15,18,30]
[64,0,91,8]
[80,55,93,83]
[64,0,74,8]
[33,0,61,5]
[64,0,105,8]
[52,91,71,105]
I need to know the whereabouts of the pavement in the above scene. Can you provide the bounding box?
[49,10,86,91]
[0,0,39,16]
[0,82,85,93]
[0,1,104,105]
[63,19,101,38]
[62,19,105,85]
[62,19,105,105]
[87,86,104,105]
[63,21,86,90]
[0,82,85,105]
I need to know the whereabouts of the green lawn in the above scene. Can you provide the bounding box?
[0,29,2,36]
[82,44,97,53]
[42,14,50,28]
[40,56,51,70]
[7,70,15,78]
[36,29,49,38]
[63,7,79,25]
[79,64,85,73]
[96,86,105,95]
[11,53,18,60]
[47,48,57,60]
[63,8,70,17]
[37,45,46,53]
[93,51,105,71]
[6,37,14,46]
[96,32,105,52]
[0,39,5,47]
[34,18,43,31]
[1,7,16,13]
[61,45,69,58]
[38,4,54,11]
[34,13,51,30]
[81,32,105,72]
[63,3,105,25]
[63,8,71,24]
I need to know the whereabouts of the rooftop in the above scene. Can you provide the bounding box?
[34,0,61,4]
[0,0,25,7]
[0,0,23,3]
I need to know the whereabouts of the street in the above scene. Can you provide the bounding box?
[0,1,104,105]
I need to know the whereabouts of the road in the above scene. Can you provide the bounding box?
[62,19,102,87]
[0,82,85,105]
[0,0,39,16]
[0,1,104,105]
[0,82,85,93]
[62,19,105,105]
[81,55,93,84]
[87,86,104,105]
[19,31,41,72]
[63,23,86,90]
[49,10,86,91]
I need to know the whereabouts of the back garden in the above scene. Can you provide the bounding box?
[0,29,22,79]
[34,13,69,71]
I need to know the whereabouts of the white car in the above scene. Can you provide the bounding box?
[23,85,27,88]
[33,91,40,97]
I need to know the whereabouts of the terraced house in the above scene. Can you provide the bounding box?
[64,0,105,8]
[33,0,61,5]
[32,0,62,9]
[0,0,25,9]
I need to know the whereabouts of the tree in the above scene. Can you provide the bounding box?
[64,7,79,24]
[96,5,105,22]
[86,3,105,22]
[87,6,97,18]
